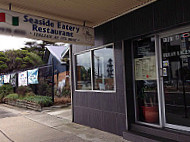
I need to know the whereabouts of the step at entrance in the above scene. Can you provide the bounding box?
[123,124,190,142]
[123,130,177,142]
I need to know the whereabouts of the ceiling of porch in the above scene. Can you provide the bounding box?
[0,0,156,27]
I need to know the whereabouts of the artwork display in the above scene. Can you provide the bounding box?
[28,68,39,84]
[18,71,27,86]
[4,74,10,83]
[10,73,17,87]
[0,76,4,86]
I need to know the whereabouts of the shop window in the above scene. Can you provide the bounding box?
[161,31,190,128]
[93,46,115,91]
[75,44,115,91]
[76,52,92,90]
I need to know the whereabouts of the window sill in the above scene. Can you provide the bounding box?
[75,90,116,93]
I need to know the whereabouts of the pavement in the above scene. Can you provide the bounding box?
[0,104,129,142]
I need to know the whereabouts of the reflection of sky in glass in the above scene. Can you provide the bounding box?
[76,52,91,70]
[94,47,114,78]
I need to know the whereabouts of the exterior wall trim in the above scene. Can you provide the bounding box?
[122,40,129,130]
[159,25,190,38]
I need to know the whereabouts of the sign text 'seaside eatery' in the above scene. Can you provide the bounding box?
[0,9,94,45]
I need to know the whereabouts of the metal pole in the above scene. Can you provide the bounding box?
[69,44,74,122]
[52,58,54,103]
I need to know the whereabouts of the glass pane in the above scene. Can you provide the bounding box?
[133,37,159,124]
[93,46,115,91]
[76,52,91,90]
[162,32,190,127]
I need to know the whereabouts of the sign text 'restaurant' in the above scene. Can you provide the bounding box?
[0,9,94,45]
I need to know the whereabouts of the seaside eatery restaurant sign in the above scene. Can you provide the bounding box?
[0,9,94,45]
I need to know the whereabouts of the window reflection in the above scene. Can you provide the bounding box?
[162,32,190,127]
[93,46,115,91]
[76,52,91,90]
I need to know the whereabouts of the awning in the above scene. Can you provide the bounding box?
[0,0,156,27]
[46,45,69,64]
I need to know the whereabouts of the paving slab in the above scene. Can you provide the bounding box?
[55,123,127,142]
[0,104,128,142]
[0,107,18,119]
[0,130,11,142]
[0,104,37,115]
[26,113,71,127]
[47,109,72,121]
[41,133,90,142]
[0,116,67,142]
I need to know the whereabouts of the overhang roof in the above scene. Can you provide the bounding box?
[46,45,69,64]
[0,0,156,27]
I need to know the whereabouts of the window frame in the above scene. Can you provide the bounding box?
[74,43,116,93]
[74,51,92,90]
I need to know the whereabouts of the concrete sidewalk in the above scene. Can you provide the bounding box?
[0,104,128,142]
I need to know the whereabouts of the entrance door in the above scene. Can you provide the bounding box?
[160,32,190,131]
[133,36,162,127]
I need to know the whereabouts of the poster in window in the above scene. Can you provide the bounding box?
[28,68,39,84]
[135,56,156,80]
[18,71,27,86]
[163,68,167,76]
[163,60,169,67]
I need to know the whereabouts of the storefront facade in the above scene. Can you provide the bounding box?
[71,0,190,141]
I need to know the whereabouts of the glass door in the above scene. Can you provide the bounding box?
[161,32,190,130]
[133,36,161,126]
